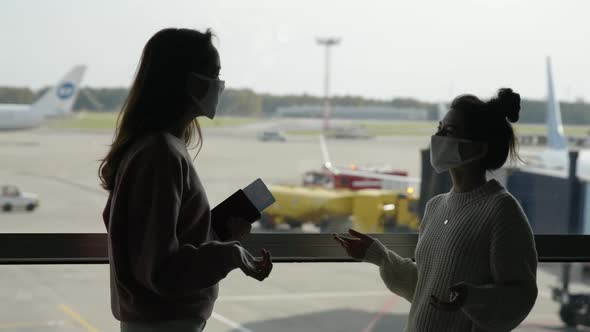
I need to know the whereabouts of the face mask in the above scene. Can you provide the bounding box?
[188,73,225,119]
[430,135,488,173]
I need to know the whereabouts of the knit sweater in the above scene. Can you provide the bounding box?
[103,132,238,322]
[364,180,538,332]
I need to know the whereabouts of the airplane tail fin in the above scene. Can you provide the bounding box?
[546,57,568,150]
[30,65,86,116]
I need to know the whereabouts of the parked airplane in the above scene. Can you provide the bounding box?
[520,57,569,171]
[317,57,590,193]
[521,57,590,180]
[0,65,86,130]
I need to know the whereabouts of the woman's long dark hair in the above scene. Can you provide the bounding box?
[99,28,215,191]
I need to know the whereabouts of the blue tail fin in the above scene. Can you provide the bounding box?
[30,65,86,116]
[546,57,568,150]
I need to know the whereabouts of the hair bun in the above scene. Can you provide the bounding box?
[494,88,521,123]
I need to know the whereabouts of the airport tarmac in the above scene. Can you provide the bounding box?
[0,127,586,331]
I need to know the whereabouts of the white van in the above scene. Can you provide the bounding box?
[257,131,287,142]
[1,185,39,212]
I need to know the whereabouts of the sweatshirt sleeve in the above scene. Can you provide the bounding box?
[461,196,538,331]
[363,240,418,302]
[122,140,238,299]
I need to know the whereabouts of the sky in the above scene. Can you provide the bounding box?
[0,0,589,102]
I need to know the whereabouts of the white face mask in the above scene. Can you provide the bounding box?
[188,73,225,119]
[430,135,488,173]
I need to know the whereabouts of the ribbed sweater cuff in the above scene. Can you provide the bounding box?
[363,240,388,266]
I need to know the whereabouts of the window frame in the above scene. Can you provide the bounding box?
[0,233,587,264]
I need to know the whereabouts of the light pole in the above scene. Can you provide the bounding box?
[317,37,340,132]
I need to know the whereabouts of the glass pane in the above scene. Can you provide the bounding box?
[0,263,585,331]
[1,2,589,234]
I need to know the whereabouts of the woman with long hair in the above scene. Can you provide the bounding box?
[100,28,272,332]
[335,88,538,331]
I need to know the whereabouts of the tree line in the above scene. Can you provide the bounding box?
[1,86,589,125]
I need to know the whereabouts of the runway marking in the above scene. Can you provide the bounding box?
[361,295,397,332]
[218,290,391,302]
[211,312,254,332]
[17,171,105,195]
[59,304,100,332]
[0,320,64,329]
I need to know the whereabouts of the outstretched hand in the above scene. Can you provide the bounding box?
[333,229,375,260]
[233,245,273,281]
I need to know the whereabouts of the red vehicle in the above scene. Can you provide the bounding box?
[301,134,420,195]
[303,165,408,190]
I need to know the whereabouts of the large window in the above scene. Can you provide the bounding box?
[1,1,589,331]
[0,264,585,331]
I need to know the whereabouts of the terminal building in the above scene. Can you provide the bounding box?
[274,105,431,121]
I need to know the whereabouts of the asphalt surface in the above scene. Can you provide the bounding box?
[0,124,586,331]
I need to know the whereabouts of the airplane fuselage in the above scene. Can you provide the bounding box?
[0,105,44,130]
[0,65,86,131]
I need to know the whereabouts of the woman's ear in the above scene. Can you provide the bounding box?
[186,74,209,100]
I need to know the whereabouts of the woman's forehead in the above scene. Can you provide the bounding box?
[210,47,220,66]
[442,108,462,126]
[441,108,474,137]
[197,47,220,74]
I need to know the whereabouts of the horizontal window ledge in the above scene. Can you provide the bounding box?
[0,234,588,264]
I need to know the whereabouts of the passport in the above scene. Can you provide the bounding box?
[211,178,275,240]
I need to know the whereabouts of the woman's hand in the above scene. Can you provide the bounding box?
[333,229,375,260]
[232,244,273,281]
[430,282,469,311]
[225,217,252,242]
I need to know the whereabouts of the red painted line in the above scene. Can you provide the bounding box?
[361,295,398,332]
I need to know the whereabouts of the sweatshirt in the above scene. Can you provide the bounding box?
[103,132,236,322]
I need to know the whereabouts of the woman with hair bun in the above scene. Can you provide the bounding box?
[335,88,538,331]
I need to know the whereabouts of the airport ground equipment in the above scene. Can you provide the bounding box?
[303,165,411,191]
[260,185,419,233]
[552,264,590,328]
[0,185,39,212]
